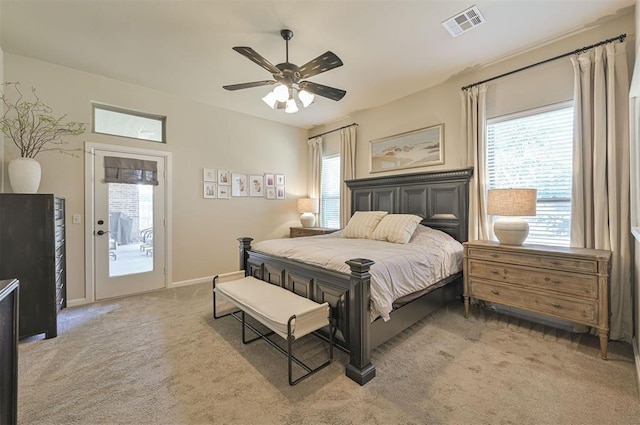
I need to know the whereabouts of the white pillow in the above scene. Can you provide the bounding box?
[370,214,423,244]
[342,211,388,239]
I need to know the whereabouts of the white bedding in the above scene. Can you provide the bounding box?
[252,225,463,321]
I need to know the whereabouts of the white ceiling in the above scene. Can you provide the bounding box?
[0,0,635,130]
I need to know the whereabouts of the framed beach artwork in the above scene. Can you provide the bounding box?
[369,124,444,173]
[218,185,230,199]
[217,169,231,185]
[232,173,247,197]
[249,174,264,197]
[203,182,217,199]
[203,168,217,182]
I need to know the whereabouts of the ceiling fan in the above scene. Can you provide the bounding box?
[223,29,346,112]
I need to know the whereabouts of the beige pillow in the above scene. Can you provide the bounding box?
[370,214,423,244]
[342,211,388,239]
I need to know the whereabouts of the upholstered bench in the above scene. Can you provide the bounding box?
[213,271,334,385]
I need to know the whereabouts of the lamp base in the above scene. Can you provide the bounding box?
[494,217,529,245]
[300,213,316,228]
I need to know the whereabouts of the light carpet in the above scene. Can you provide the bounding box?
[18,282,640,425]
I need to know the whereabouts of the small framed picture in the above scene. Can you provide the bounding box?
[218,185,230,199]
[203,168,217,182]
[276,185,286,199]
[203,182,217,198]
[265,173,275,187]
[266,187,276,199]
[232,173,247,197]
[276,174,285,186]
[218,170,230,185]
[249,174,264,197]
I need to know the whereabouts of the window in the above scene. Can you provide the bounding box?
[93,103,166,143]
[487,102,574,246]
[320,155,341,228]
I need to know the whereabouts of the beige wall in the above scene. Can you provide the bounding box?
[3,53,308,304]
[312,11,634,180]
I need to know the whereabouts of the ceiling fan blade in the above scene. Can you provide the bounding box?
[232,47,282,75]
[299,81,346,101]
[223,80,276,91]
[298,51,343,79]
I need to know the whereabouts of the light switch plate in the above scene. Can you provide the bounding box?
[72,214,82,224]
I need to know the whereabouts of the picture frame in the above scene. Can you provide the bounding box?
[369,124,444,173]
[266,187,276,199]
[231,173,247,197]
[203,168,217,182]
[217,169,231,185]
[249,174,264,197]
[265,173,275,188]
[276,185,286,199]
[203,182,217,199]
[276,174,286,186]
[218,185,230,199]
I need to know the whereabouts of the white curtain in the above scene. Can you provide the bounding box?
[571,42,632,342]
[462,83,491,241]
[340,126,356,228]
[308,136,323,224]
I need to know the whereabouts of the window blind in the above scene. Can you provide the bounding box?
[320,155,341,229]
[487,103,574,246]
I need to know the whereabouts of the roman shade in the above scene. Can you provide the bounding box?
[104,156,158,186]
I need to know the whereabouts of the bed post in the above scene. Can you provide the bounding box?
[345,258,376,385]
[237,237,253,275]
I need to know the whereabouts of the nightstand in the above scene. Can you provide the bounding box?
[290,227,339,238]
[463,240,611,359]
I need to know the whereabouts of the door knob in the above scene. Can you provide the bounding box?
[96,230,110,236]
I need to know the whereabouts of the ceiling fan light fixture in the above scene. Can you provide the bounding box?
[262,91,278,109]
[273,84,290,102]
[285,98,299,114]
[298,89,314,107]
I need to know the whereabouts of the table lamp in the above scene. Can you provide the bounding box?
[297,198,319,228]
[487,188,537,245]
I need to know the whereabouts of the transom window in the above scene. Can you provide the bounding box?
[92,103,166,143]
[487,102,574,246]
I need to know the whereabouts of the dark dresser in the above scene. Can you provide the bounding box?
[0,194,66,339]
[0,278,19,425]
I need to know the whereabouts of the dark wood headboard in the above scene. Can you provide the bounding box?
[345,167,473,242]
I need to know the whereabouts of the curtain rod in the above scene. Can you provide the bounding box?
[461,33,626,91]
[308,123,358,140]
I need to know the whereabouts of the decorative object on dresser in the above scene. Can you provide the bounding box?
[289,226,338,238]
[0,279,19,425]
[0,194,66,339]
[0,82,86,193]
[297,198,319,227]
[487,188,537,245]
[463,240,611,358]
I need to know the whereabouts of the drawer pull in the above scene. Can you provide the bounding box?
[551,303,562,309]
[490,290,500,295]
[544,277,561,284]
[491,269,500,275]
[490,253,499,258]
[550,261,562,265]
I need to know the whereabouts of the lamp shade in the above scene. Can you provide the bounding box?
[487,189,537,217]
[297,198,319,214]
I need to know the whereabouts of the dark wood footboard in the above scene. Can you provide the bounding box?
[238,237,377,384]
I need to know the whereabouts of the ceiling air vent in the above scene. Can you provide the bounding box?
[442,5,486,38]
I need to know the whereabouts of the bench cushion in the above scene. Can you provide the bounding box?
[215,276,329,340]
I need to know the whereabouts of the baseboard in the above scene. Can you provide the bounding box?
[634,337,640,399]
[67,298,89,307]
[169,276,213,288]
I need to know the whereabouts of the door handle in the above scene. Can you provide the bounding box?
[96,230,110,236]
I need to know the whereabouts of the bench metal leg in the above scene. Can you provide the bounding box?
[287,314,334,386]
[212,277,241,320]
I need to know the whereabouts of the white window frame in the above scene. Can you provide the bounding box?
[320,154,341,229]
[92,103,166,143]
[486,101,574,247]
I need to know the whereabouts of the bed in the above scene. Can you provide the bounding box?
[237,167,473,385]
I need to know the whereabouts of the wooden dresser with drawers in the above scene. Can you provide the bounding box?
[463,240,611,358]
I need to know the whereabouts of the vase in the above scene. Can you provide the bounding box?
[8,158,41,193]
